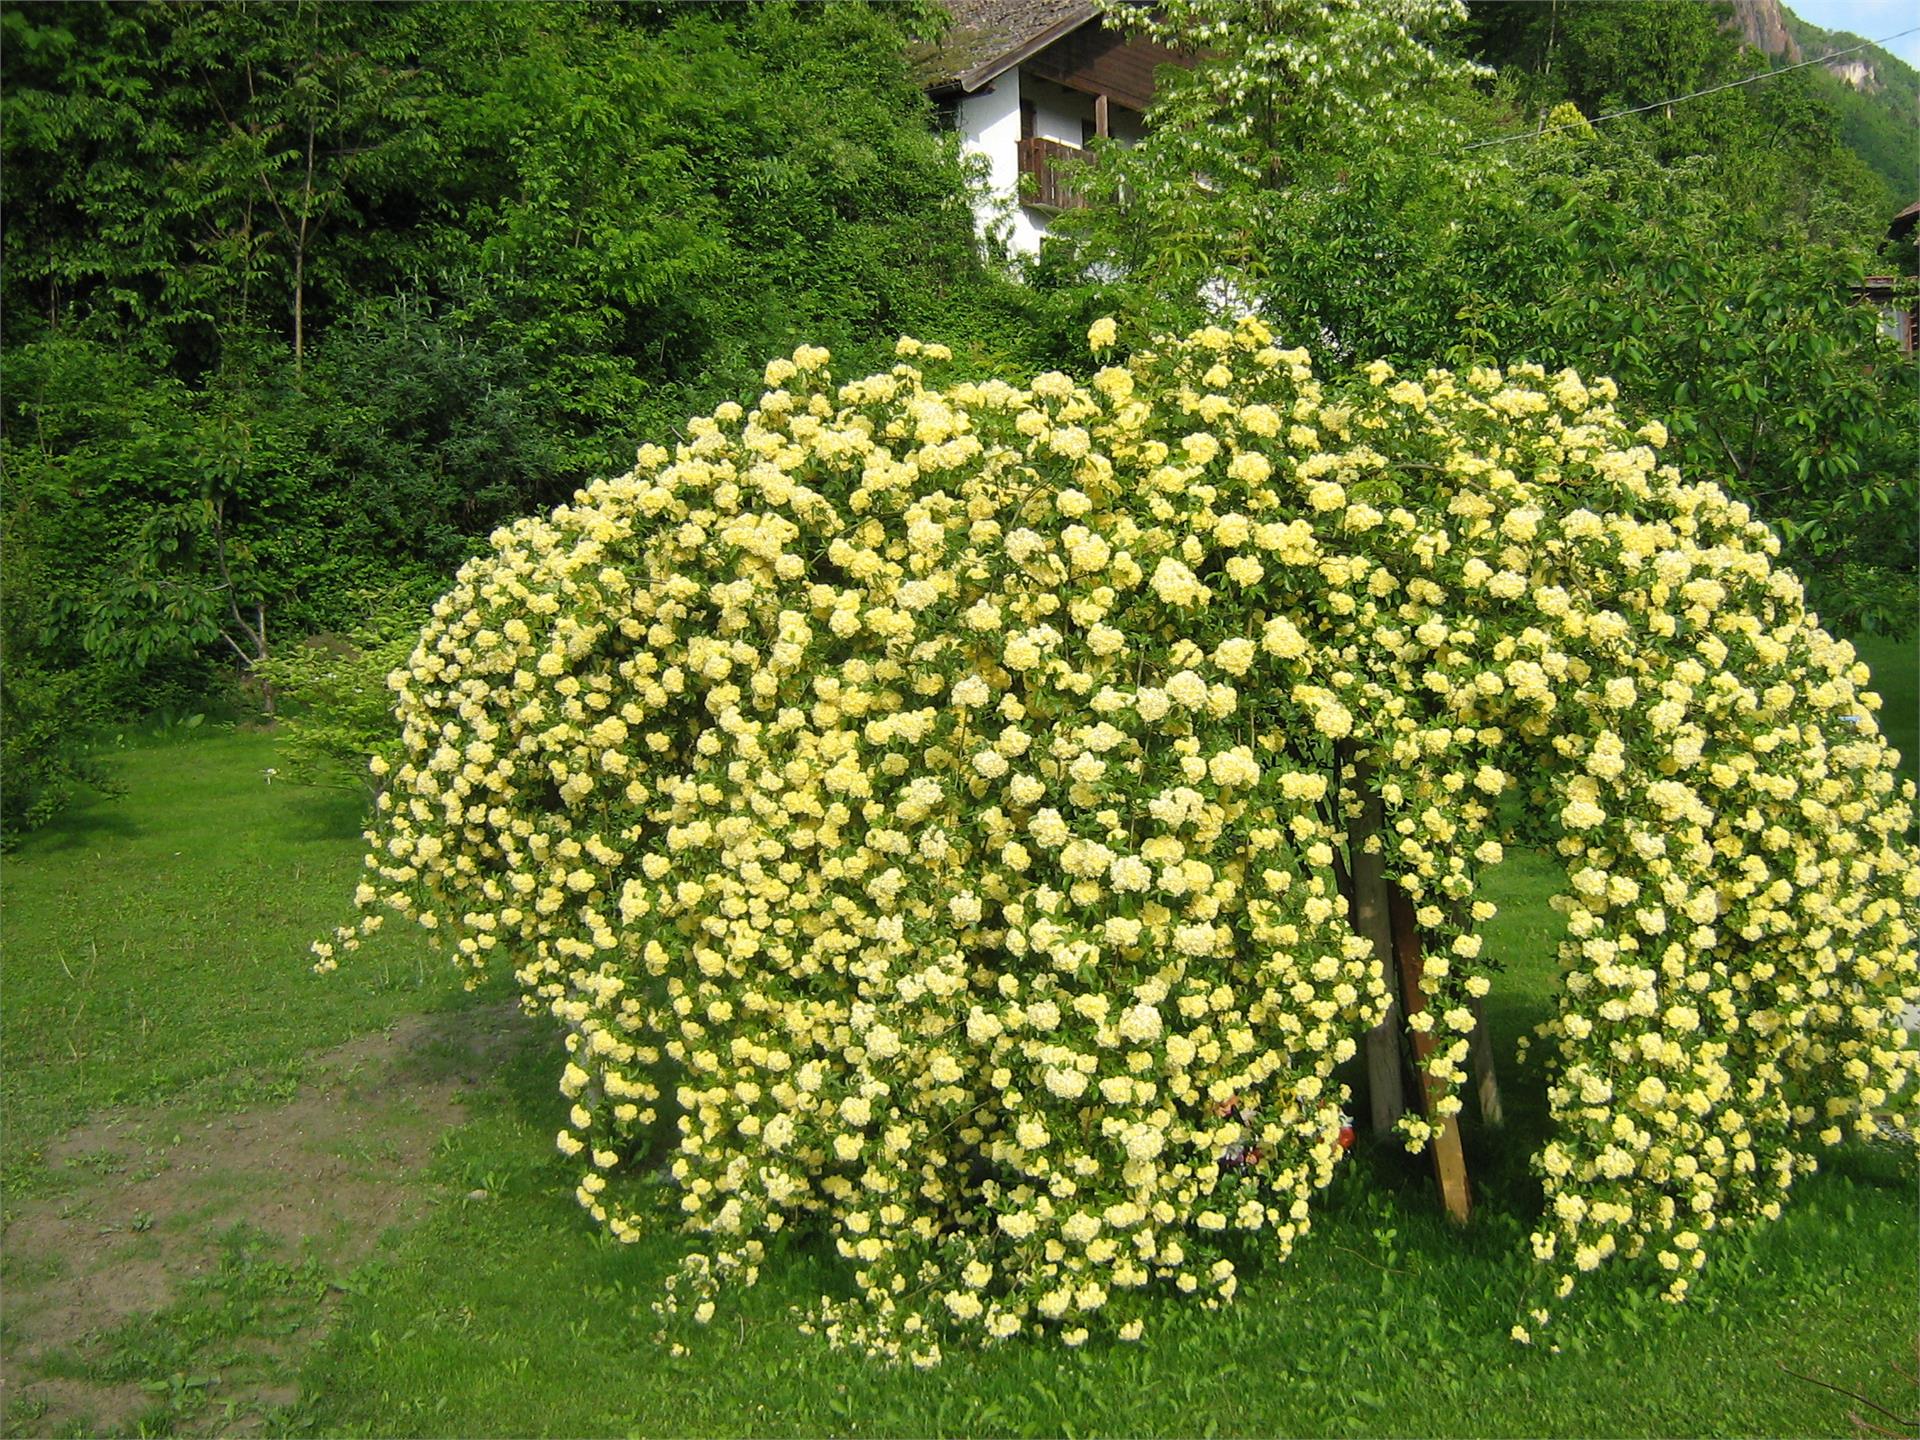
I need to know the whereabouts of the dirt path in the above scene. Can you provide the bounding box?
[1,1002,520,1436]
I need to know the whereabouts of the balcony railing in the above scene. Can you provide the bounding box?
[1016,136,1089,212]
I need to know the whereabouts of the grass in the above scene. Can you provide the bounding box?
[1855,630,1919,790]
[54,1226,330,1433]
[2,708,1915,1438]
[296,1142,1916,1438]
[0,731,466,1190]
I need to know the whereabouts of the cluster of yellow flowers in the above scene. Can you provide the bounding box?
[322,317,1917,1359]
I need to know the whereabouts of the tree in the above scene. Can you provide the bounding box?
[0,1,438,373]
[160,1,434,373]
[0,0,1040,762]
[1469,0,1747,125]
[1045,0,1486,330]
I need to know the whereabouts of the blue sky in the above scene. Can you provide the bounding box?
[1784,0,1920,70]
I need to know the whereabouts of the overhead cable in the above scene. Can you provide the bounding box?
[1461,25,1920,150]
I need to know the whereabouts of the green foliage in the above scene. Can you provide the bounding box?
[257,599,428,794]
[305,300,570,573]
[1780,10,1920,203]
[1507,156,1916,630]
[0,0,1041,728]
[0,338,221,739]
[1468,0,1748,131]
[0,654,121,846]
[0,335,346,705]
[1052,0,1485,336]
[1467,1,1896,213]
[1099,0,1487,184]
[1050,0,1917,635]
[0,1,440,372]
[1249,130,1917,635]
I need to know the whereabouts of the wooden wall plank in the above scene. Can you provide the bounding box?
[1022,17,1187,112]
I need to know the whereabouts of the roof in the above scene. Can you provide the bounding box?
[1891,200,1920,243]
[912,0,1101,93]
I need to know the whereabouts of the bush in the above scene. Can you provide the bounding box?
[324,321,1919,1361]
[0,656,120,845]
[256,596,433,796]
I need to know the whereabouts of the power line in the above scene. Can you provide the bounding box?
[1462,25,1920,150]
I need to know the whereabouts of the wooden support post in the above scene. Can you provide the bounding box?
[1347,753,1405,1133]
[1094,92,1110,139]
[1470,997,1505,1128]
[1389,888,1471,1223]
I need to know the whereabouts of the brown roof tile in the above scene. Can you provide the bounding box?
[911,0,1100,91]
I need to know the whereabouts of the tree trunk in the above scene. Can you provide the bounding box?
[1390,888,1471,1223]
[293,120,315,375]
[209,498,273,715]
[292,242,305,374]
[254,603,274,716]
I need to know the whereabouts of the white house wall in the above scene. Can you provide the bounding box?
[956,68,1145,257]
[956,77,1048,256]
[1021,74,1087,148]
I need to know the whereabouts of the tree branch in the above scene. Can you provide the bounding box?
[1774,1360,1916,1430]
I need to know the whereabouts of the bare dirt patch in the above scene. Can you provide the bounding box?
[1,1002,519,1436]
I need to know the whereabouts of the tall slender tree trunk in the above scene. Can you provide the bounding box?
[292,242,305,374]
[293,122,316,375]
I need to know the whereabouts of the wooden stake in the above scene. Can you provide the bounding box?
[1346,754,1405,1133]
[1389,888,1471,1224]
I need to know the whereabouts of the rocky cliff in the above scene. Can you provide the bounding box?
[1727,0,1800,62]
[1728,0,1885,93]
[1826,57,1879,91]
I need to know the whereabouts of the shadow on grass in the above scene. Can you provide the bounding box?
[271,783,377,845]
[7,793,142,854]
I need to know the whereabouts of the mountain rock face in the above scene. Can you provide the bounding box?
[1827,57,1880,90]
[1727,0,1801,61]
[1727,0,1881,93]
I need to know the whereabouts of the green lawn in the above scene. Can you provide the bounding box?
[1,723,1914,1438]
[1855,630,1919,790]
[0,734,466,1183]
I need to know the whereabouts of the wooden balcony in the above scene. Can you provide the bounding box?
[1016,136,1089,212]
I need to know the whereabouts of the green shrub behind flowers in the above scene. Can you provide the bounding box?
[321,318,1919,1363]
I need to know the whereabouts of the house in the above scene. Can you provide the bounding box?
[915,0,1188,254]
[1858,199,1919,356]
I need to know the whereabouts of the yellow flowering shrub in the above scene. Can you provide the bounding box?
[321,319,1918,1360]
